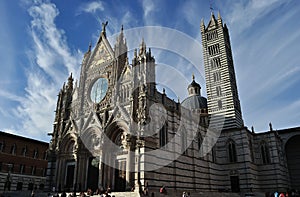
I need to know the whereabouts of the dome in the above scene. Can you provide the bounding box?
[181,95,207,110]
[182,74,207,110]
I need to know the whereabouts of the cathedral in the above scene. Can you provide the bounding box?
[46,12,300,196]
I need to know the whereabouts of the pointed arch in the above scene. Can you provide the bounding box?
[260,141,270,164]
[159,123,168,147]
[105,120,129,143]
[197,132,203,151]
[227,139,237,163]
[81,126,102,156]
[181,126,188,155]
[60,133,77,154]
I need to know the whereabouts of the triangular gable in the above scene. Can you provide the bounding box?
[207,14,218,30]
[82,111,103,132]
[106,104,130,126]
[88,34,115,68]
[120,64,132,82]
[71,111,103,135]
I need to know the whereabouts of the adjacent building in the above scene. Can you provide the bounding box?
[0,131,48,191]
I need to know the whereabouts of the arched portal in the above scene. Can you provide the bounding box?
[59,135,77,191]
[286,135,300,190]
[102,121,132,192]
[81,127,102,192]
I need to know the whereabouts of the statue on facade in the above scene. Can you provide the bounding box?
[102,21,108,33]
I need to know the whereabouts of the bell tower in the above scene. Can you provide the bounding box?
[200,12,243,130]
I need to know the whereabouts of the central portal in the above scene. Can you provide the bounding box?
[87,157,99,192]
[114,159,126,191]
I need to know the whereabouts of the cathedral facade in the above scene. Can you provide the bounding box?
[46,12,300,196]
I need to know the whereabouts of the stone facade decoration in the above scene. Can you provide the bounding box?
[46,12,300,196]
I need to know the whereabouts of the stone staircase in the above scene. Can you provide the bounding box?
[110,191,140,197]
[0,190,265,197]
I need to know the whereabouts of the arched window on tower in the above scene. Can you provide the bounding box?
[261,141,270,164]
[197,132,203,157]
[212,146,216,163]
[181,127,188,155]
[216,86,222,97]
[218,100,222,109]
[228,140,237,163]
[159,124,168,147]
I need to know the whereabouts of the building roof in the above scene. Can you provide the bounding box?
[0,131,49,145]
[188,79,201,89]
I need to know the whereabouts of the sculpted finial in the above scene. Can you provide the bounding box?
[102,21,108,33]
[269,122,273,131]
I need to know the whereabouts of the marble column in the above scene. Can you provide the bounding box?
[126,141,132,189]
[98,154,103,189]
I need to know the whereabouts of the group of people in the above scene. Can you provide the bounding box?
[78,186,113,197]
[182,191,191,197]
[267,190,300,197]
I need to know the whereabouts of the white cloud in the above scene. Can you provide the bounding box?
[181,0,199,26]
[28,2,81,80]
[10,0,82,140]
[225,0,292,34]
[142,1,155,18]
[141,0,158,26]
[78,1,104,14]
[0,89,26,103]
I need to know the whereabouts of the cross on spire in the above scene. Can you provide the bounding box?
[209,0,214,13]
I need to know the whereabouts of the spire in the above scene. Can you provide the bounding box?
[83,41,92,60]
[200,18,205,32]
[217,11,223,25]
[200,18,204,26]
[67,73,73,90]
[114,24,127,59]
[88,41,92,52]
[134,49,137,58]
[119,24,124,41]
[192,73,195,81]
[139,38,146,56]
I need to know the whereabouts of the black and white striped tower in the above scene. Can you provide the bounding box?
[200,11,244,130]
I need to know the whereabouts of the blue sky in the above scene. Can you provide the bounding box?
[0,0,300,142]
